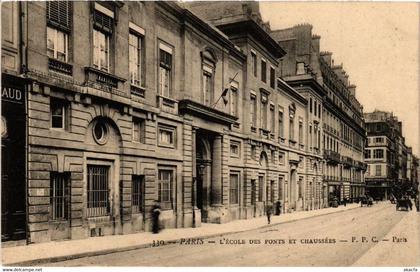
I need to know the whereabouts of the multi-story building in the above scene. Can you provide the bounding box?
[187,2,331,213]
[1,1,369,244]
[3,1,253,243]
[364,111,409,199]
[271,24,367,204]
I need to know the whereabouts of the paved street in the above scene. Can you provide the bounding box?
[44,202,419,267]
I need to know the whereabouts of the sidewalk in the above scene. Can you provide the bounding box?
[1,203,359,266]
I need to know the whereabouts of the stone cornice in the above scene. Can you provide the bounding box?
[178,99,238,126]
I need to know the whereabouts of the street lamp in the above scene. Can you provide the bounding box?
[192,163,205,228]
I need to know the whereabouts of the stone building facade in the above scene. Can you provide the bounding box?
[271,24,367,204]
[2,1,367,244]
[364,111,410,199]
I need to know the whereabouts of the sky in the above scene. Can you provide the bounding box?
[260,2,419,156]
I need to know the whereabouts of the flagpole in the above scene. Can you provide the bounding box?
[212,71,239,109]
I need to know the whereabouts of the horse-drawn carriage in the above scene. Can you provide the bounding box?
[396,198,412,211]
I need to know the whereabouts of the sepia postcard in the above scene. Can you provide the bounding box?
[1,0,419,270]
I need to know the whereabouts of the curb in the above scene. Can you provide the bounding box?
[6,204,361,266]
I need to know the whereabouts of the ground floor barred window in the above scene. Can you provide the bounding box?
[50,172,70,220]
[87,165,110,217]
[132,175,145,213]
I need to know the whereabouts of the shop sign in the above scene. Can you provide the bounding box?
[2,85,24,104]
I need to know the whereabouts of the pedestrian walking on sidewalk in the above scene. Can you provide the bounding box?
[266,203,273,224]
[151,201,161,234]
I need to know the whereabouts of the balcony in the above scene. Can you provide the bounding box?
[84,67,126,97]
[259,128,270,139]
[342,156,353,168]
[324,150,340,164]
[130,84,145,98]
[48,58,72,75]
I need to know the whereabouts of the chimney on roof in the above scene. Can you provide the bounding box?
[311,35,320,54]
[320,51,332,66]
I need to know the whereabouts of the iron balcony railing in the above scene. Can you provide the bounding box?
[324,150,341,163]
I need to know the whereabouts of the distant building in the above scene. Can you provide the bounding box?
[271,24,367,204]
[364,111,409,199]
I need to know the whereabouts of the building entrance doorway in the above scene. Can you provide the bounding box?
[1,76,26,242]
[289,169,297,210]
[195,133,212,222]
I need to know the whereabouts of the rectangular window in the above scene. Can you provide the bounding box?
[158,168,174,210]
[270,104,275,132]
[289,117,295,141]
[158,124,176,147]
[251,51,257,77]
[230,141,241,158]
[229,172,240,204]
[375,137,384,143]
[309,125,312,148]
[129,32,143,87]
[230,82,239,117]
[250,93,257,128]
[261,93,268,130]
[299,120,303,145]
[278,152,285,165]
[374,149,384,159]
[132,175,145,214]
[314,100,317,116]
[375,165,381,176]
[278,109,284,138]
[261,59,267,83]
[159,46,173,97]
[133,118,145,143]
[93,29,110,72]
[47,27,68,62]
[318,130,321,150]
[87,165,110,217]
[50,172,70,220]
[309,97,312,113]
[50,98,67,129]
[365,149,371,159]
[202,64,214,106]
[258,176,264,202]
[270,67,275,89]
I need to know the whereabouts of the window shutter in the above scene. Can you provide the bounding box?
[46,1,72,31]
[93,10,113,34]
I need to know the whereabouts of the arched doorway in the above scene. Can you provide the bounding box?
[195,136,212,222]
[83,116,123,238]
